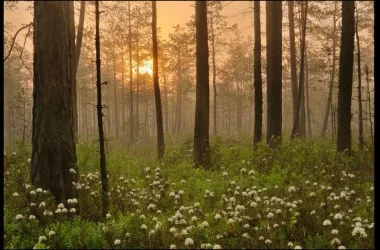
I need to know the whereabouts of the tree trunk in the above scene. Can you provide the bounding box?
[365,65,373,146]
[337,1,355,153]
[112,43,119,138]
[152,1,164,159]
[321,2,338,138]
[210,5,217,136]
[135,24,140,139]
[355,3,363,150]
[288,1,299,135]
[95,1,109,218]
[290,1,308,139]
[266,1,282,146]
[305,46,312,137]
[73,1,86,143]
[253,1,262,144]
[194,1,210,168]
[128,2,134,143]
[121,39,125,136]
[32,1,77,203]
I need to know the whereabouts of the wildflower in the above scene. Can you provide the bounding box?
[276,209,282,214]
[12,152,16,156]
[288,242,294,247]
[141,224,147,230]
[12,192,20,197]
[310,210,316,215]
[15,214,23,220]
[273,223,279,228]
[125,233,130,237]
[170,244,176,249]
[331,237,341,246]
[61,208,67,213]
[352,226,365,237]
[48,231,56,237]
[30,190,36,195]
[213,245,222,249]
[309,192,316,197]
[267,212,274,218]
[265,239,272,244]
[29,215,36,220]
[69,168,76,174]
[106,213,111,219]
[338,246,346,249]
[258,236,264,241]
[242,233,250,239]
[250,201,257,208]
[243,223,249,229]
[184,238,194,246]
[334,213,343,220]
[228,218,234,224]
[58,203,65,209]
[332,229,339,235]
[70,208,76,213]
[288,186,296,193]
[169,227,176,234]
[323,220,332,226]
[191,216,198,222]
[38,236,47,243]
[294,246,302,249]
[114,239,121,245]
[222,171,228,177]
[214,213,222,220]
[55,208,62,214]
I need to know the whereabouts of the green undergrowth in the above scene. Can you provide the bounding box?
[3,138,374,249]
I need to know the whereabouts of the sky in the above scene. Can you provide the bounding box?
[4,1,254,53]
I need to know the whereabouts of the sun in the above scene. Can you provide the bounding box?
[139,59,153,75]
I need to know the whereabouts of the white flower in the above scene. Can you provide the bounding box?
[332,229,339,235]
[352,226,365,237]
[323,220,332,226]
[141,224,147,230]
[48,231,56,237]
[334,213,342,220]
[184,238,194,246]
[70,208,76,213]
[169,227,176,234]
[12,192,20,197]
[114,239,121,245]
[72,198,78,204]
[294,246,302,249]
[288,242,294,247]
[310,210,316,215]
[201,221,209,228]
[15,214,23,220]
[222,171,228,177]
[331,237,341,246]
[125,232,130,237]
[273,223,279,228]
[178,190,184,195]
[243,223,250,229]
[58,203,65,209]
[61,208,67,213]
[38,236,47,243]
[309,192,316,197]
[55,208,62,214]
[258,236,264,241]
[250,201,257,208]
[288,186,296,193]
[265,239,272,244]
[29,215,36,220]
[338,246,346,249]
[106,213,111,219]
[30,190,36,195]
[214,213,222,220]
[170,244,176,249]
[213,244,222,249]
[242,233,250,238]
[267,212,274,218]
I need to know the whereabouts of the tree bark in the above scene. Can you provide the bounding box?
[128,2,134,143]
[210,4,217,136]
[152,1,164,159]
[253,1,262,144]
[290,1,308,139]
[305,45,312,137]
[112,42,119,138]
[194,1,210,168]
[355,3,363,150]
[95,1,109,218]
[32,1,77,203]
[365,65,373,146]
[337,1,355,153]
[266,1,282,145]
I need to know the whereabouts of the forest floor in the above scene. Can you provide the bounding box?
[4,137,374,249]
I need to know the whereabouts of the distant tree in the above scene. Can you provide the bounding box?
[194,1,210,168]
[95,1,109,218]
[31,1,77,203]
[128,2,134,143]
[337,1,355,153]
[253,1,262,144]
[152,1,164,159]
[355,3,363,150]
[266,1,282,145]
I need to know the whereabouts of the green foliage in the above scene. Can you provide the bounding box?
[4,138,374,249]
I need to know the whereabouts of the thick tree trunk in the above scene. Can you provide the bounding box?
[266,1,282,145]
[194,1,210,168]
[305,46,312,137]
[210,6,217,136]
[32,1,77,203]
[253,1,262,144]
[112,43,119,138]
[321,2,338,138]
[128,2,134,143]
[355,3,363,150]
[135,24,140,139]
[290,1,308,139]
[95,1,109,218]
[152,1,164,159]
[365,66,373,145]
[337,1,355,153]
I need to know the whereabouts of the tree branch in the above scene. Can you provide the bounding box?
[4,22,33,62]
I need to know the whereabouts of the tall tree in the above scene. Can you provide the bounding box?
[290,1,308,139]
[337,1,355,153]
[152,1,164,159]
[31,1,77,202]
[288,1,299,135]
[266,1,282,145]
[253,1,262,143]
[95,1,109,218]
[73,1,86,142]
[321,2,338,138]
[128,2,134,143]
[355,3,363,150]
[194,1,210,168]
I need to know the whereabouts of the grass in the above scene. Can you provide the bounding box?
[3,137,374,249]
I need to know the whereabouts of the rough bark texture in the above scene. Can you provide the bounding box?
[209,4,217,136]
[152,1,165,159]
[95,1,109,218]
[290,1,308,139]
[321,2,338,138]
[32,1,77,203]
[337,1,355,153]
[266,1,282,146]
[253,1,262,144]
[194,1,210,168]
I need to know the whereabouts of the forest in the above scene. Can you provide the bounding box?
[3,1,374,249]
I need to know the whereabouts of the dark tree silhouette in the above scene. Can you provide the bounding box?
[337,1,355,153]
[31,1,77,203]
[193,1,210,168]
[253,1,262,144]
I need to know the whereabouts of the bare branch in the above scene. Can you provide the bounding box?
[4,22,33,62]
